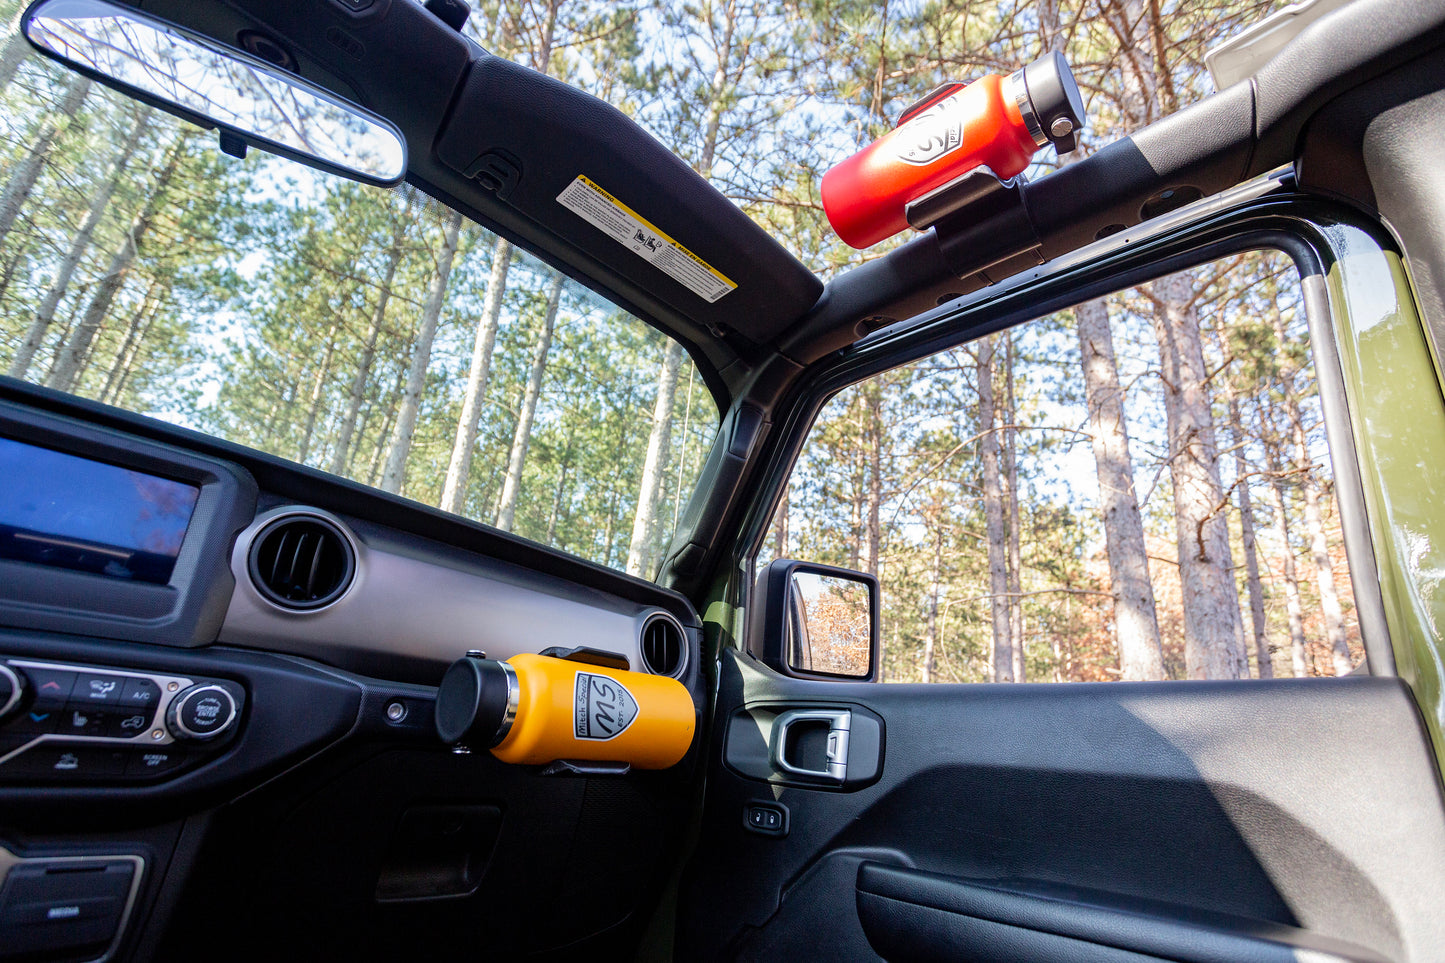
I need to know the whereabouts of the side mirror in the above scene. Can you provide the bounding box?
[752,559,880,681]
[22,0,407,186]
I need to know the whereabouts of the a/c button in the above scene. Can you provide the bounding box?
[117,677,160,709]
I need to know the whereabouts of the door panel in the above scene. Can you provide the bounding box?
[679,651,1445,962]
[854,865,1387,963]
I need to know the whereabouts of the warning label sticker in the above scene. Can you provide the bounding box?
[556,175,737,303]
[574,671,639,741]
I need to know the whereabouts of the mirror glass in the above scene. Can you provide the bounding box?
[24,0,406,184]
[788,571,873,677]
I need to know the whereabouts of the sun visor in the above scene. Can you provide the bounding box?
[436,55,822,346]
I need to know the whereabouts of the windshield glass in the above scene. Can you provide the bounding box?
[0,63,717,580]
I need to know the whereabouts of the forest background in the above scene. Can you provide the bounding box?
[0,0,1361,684]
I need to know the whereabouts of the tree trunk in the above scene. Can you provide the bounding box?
[771,488,789,559]
[103,302,158,405]
[98,276,163,403]
[848,421,864,572]
[625,339,684,576]
[431,0,564,512]
[668,367,698,539]
[296,314,343,465]
[46,261,126,392]
[0,78,90,246]
[1208,324,1272,679]
[277,364,301,455]
[1076,298,1166,680]
[45,134,183,393]
[0,235,30,309]
[9,109,148,379]
[1232,401,1272,678]
[603,485,620,567]
[602,384,638,567]
[1263,429,1310,677]
[922,521,943,683]
[1003,332,1025,682]
[977,335,1014,681]
[0,5,33,97]
[440,236,513,514]
[366,368,407,486]
[495,272,564,531]
[546,430,575,546]
[331,216,408,476]
[863,379,883,578]
[1294,429,1352,675]
[44,282,84,378]
[1149,273,1245,679]
[381,209,463,494]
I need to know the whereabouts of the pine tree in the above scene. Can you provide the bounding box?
[1076,299,1166,680]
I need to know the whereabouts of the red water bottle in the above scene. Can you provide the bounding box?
[821,52,1085,249]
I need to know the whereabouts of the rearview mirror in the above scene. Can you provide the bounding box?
[22,0,407,186]
[753,560,880,681]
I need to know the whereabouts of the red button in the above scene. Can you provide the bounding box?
[23,668,76,706]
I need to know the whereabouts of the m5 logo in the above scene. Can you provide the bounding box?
[894,93,966,167]
[574,671,638,741]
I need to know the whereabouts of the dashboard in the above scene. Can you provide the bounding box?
[0,385,704,961]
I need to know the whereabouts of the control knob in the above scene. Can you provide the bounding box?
[165,683,238,742]
[0,664,22,723]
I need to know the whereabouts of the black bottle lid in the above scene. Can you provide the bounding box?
[1019,51,1087,154]
[435,655,512,746]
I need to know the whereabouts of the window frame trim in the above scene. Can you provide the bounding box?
[729,194,1401,681]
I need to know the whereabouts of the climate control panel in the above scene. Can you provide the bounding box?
[0,657,245,783]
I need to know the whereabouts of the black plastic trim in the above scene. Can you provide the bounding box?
[0,629,362,822]
[0,400,258,647]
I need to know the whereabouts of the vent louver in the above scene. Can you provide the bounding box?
[248,514,355,610]
[640,614,686,678]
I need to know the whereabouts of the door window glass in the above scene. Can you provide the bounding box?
[765,253,1363,682]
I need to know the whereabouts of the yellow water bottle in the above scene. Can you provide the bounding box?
[434,649,695,770]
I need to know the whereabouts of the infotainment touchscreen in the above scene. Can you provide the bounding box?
[0,435,201,584]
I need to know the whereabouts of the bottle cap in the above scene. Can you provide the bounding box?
[1012,51,1086,154]
[435,655,518,747]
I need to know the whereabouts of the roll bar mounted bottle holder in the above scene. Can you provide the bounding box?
[906,165,1046,286]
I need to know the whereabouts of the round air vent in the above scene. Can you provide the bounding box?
[640,613,686,678]
[248,514,355,610]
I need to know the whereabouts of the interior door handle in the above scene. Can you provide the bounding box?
[770,708,851,782]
